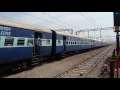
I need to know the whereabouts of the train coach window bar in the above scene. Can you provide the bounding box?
[4,37,14,46]
[17,39,25,46]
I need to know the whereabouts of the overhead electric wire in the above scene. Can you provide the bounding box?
[85,12,102,28]
[77,12,98,35]
[0,14,73,35]
[84,13,114,39]
[79,13,97,29]
[77,12,102,38]
[79,12,98,28]
[74,14,95,37]
[0,12,113,37]
[85,12,112,28]
[77,12,114,38]
[41,12,81,30]
[22,12,70,29]
[0,14,44,27]
[76,13,93,29]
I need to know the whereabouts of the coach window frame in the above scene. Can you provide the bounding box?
[4,37,14,46]
[69,41,70,45]
[28,39,34,46]
[58,40,61,45]
[66,41,68,45]
[0,37,2,46]
[17,38,25,46]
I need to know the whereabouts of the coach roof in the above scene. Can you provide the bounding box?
[55,31,90,40]
[0,18,52,33]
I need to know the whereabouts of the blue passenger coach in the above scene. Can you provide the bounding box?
[40,31,52,57]
[0,24,33,64]
[54,32,92,53]
[0,19,52,65]
[0,18,109,67]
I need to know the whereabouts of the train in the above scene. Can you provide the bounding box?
[0,18,109,68]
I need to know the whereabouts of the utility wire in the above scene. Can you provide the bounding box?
[78,12,100,38]
[76,13,93,29]
[85,12,112,28]
[0,14,64,31]
[80,13,97,29]
[79,12,98,28]
[0,14,43,27]
[41,12,81,30]
[22,12,70,29]
[77,12,98,37]
[85,12,101,28]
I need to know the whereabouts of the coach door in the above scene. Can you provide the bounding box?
[91,40,93,48]
[63,36,66,51]
[92,40,95,48]
[34,32,42,54]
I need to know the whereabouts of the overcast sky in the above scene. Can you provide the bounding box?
[0,12,116,42]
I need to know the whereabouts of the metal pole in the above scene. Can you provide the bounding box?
[116,32,119,55]
[100,30,101,38]
[110,49,116,78]
[88,31,89,38]
[110,60,114,78]
[71,29,73,34]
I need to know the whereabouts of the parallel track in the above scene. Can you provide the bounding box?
[53,45,113,78]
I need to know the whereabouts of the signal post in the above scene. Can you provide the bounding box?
[112,12,120,78]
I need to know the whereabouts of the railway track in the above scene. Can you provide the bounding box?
[3,45,114,78]
[53,45,113,78]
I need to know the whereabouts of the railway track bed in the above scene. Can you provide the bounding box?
[3,45,114,78]
[54,45,113,78]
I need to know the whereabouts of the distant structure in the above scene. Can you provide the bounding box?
[76,27,114,38]
[54,29,73,34]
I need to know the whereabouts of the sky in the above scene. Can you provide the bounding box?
[0,12,116,42]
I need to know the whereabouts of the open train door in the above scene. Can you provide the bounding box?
[91,39,95,49]
[34,32,42,54]
[63,36,66,51]
[51,30,56,56]
[91,40,93,48]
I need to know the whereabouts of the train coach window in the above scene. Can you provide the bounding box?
[46,40,50,45]
[58,40,61,45]
[69,42,70,45]
[28,39,33,46]
[75,42,76,44]
[17,39,25,46]
[66,41,68,45]
[4,38,14,46]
